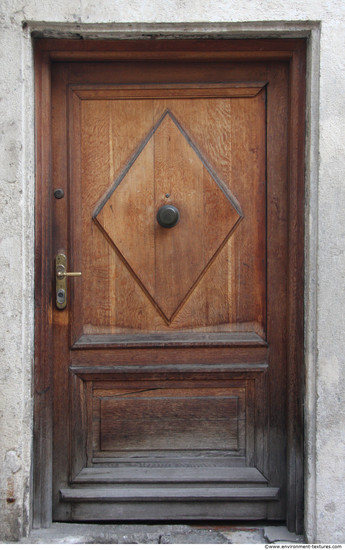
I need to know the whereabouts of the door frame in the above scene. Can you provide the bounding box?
[33,37,306,532]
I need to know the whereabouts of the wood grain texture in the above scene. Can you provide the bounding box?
[79,99,113,334]
[69,370,88,480]
[60,486,279,501]
[90,382,246,457]
[73,331,267,349]
[34,39,305,528]
[81,98,158,332]
[59,500,270,521]
[266,62,289,522]
[94,107,241,324]
[91,456,248,465]
[100,394,239,452]
[68,89,84,345]
[52,68,82,519]
[286,46,306,535]
[71,86,268,335]
[33,48,54,529]
[51,51,293,63]
[70,363,269,381]
[70,346,269,367]
[73,466,268,484]
[72,82,266,100]
[153,111,204,321]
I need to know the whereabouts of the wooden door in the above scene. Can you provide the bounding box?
[35,39,305,530]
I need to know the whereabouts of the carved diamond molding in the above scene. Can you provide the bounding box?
[93,109,242,324]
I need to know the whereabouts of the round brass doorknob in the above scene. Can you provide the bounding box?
[157,205,180,228]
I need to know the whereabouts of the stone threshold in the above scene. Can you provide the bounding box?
[14,522,304,544]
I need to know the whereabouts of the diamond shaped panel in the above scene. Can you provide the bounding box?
[94,110,242,323]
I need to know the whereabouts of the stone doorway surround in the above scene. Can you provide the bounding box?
[15,21,319,542]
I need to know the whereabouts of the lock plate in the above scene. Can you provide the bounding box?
[56,253,67,309]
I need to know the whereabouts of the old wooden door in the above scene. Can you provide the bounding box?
[35,39,305,529]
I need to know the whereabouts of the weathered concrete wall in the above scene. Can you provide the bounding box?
[0,0,344,543]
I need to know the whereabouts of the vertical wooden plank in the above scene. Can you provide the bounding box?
[156,98,232,331]
[108,99,155,185]
[152,99,241,328]
[106,98,156,324]
[153,109,205,322]
[33,47,53,529]
[245,380,255,467]
[108,100,158,330]
[69,373,90,491]
[159,98,232,188]
[266,61,289,521]
[286,45,306,535]
[51,64,72,521]
[81,99,158,333]
[85,382,93,468]
[254,369,269,480]
[79,100,111,336]
[92,395,101,454]
[228,93,266,339]
[68,89,83,344]
[69,371,83,479]
[202,168,230,328]
[97,125,156,298]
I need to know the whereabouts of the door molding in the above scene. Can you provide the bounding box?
[34,36,308,533]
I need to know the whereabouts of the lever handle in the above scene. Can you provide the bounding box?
[57,268,82,280]
[55,253,81,309]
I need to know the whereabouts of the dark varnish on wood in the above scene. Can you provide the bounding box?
[70,363,269,380]
[74,466,268,484]
[73,331,267,348]
[100,394,239,452]
[34,38,306,530]
[61,486,280,502]
[33,48,54,529]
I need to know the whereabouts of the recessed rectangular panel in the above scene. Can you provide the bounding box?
[100,393,239,451]
[77,88,266,336]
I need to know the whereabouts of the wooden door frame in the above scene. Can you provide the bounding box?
[34,38,306,532]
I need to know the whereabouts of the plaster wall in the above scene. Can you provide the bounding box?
[0,0,343,543]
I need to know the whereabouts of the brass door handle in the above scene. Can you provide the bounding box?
[56,267,82,280]
[55,253,82,309]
